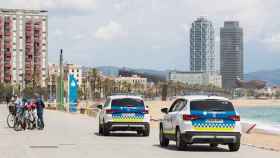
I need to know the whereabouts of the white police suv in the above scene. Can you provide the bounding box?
[159,95,241,151]
[97,95,150,136]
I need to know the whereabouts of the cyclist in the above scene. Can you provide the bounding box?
[14,96,27,130]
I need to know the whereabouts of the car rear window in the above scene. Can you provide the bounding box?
[111,98,144,107]
[190,99,235,112]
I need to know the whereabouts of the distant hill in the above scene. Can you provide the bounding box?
[96,66,280,86]
[245,69,280,86]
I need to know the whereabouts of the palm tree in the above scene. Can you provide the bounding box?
[88,68,99,100]
[102,78,114,97]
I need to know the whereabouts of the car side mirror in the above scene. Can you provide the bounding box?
[97,104,103,109]
[161,108,168,114]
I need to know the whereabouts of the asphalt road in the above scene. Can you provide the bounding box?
[0,105,279,158]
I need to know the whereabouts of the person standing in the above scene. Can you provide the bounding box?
[35,94,45,130]
[6,95,11,105]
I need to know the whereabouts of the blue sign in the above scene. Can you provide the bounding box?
[68,74,78,112]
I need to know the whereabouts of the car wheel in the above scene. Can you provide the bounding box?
[137,130,143,136]
[102,122,110,136]
[228,139,240,152]
[143,126,150,137]
[159,127,169,147]
[176,128,186,150]
[210,144,218,148]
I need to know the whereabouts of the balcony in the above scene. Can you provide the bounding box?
[4,32,11,36]
[5,55,11,59]
[25,59,32,63]
[4,64,11,69]
[26,44,33,48]
[4,76,11,81]
[4,44,12,48]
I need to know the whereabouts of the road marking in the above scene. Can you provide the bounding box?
[59,143,76,146]
[29,146,58,149]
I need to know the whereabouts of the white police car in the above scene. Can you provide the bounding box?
[97,95,150,136]
[159,95,241,151]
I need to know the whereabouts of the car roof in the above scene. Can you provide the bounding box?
[175,95,229,101]
[108,95,143,100]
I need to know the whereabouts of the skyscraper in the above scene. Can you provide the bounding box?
[220,21,243,89]
[190,17,215,73]
[0,8,48,87]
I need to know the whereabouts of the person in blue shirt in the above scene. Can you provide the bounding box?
[35,94,45,130]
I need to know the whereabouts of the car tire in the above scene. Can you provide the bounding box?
[143,126,150,137]
[137,130,142,136]
[159,127,169,147]
[210,144,218,148]
[102,122,110,136]
[176,128,186,150]
[228,140,240,152]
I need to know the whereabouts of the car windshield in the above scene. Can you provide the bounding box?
[111,98,144,107]
[190,99,235,112]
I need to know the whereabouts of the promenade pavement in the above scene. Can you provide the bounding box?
[0,105,279,158]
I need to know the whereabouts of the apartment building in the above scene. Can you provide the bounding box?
[0,8,48,87]
[220,21,244,89]
[168,71,222,88]
[190,17,216,73]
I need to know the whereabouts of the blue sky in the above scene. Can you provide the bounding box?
[1,0,280,73]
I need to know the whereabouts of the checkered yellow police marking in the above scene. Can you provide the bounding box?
[112,113,144,122]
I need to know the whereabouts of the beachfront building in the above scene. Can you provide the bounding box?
[168,71,222,88]
[114,75,148,91]
[220,21,244,89]
[190,17,216,73]
[0,8,48,87]
[47,64,59,100]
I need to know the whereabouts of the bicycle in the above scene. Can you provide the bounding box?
[14,107,27,131]
[6,103,16,128]
[26,103,37,130]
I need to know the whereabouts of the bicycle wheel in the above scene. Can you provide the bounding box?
[6,114,15,128]
[21,117,27,130]
[14,117,21,131]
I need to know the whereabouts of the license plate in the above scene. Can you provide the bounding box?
[121,113,135,117]
[206,119,224,123]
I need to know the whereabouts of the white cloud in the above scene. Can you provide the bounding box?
[95,21,127,40]
[262,33,280,50]
[2,0,279,72]
[4,0,96,10]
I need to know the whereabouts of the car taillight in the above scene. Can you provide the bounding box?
[183,114,200,121]
[228,115,240,121]
[105,109,113,114]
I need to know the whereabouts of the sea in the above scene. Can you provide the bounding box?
[237,106,280,132]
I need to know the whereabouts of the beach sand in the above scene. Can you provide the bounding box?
[231,99,280,107]
[145,100,280,151]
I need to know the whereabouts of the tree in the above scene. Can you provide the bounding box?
[102,78,114,97]
[78,87,84,100]
[88,68,99,100]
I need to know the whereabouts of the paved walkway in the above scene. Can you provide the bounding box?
[0,105,279,158]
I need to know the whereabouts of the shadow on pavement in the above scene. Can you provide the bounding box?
[153,144,229,152]
[94,132,146,137]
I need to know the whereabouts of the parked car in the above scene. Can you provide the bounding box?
[159,95,241,151]
[98,95,150,136]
